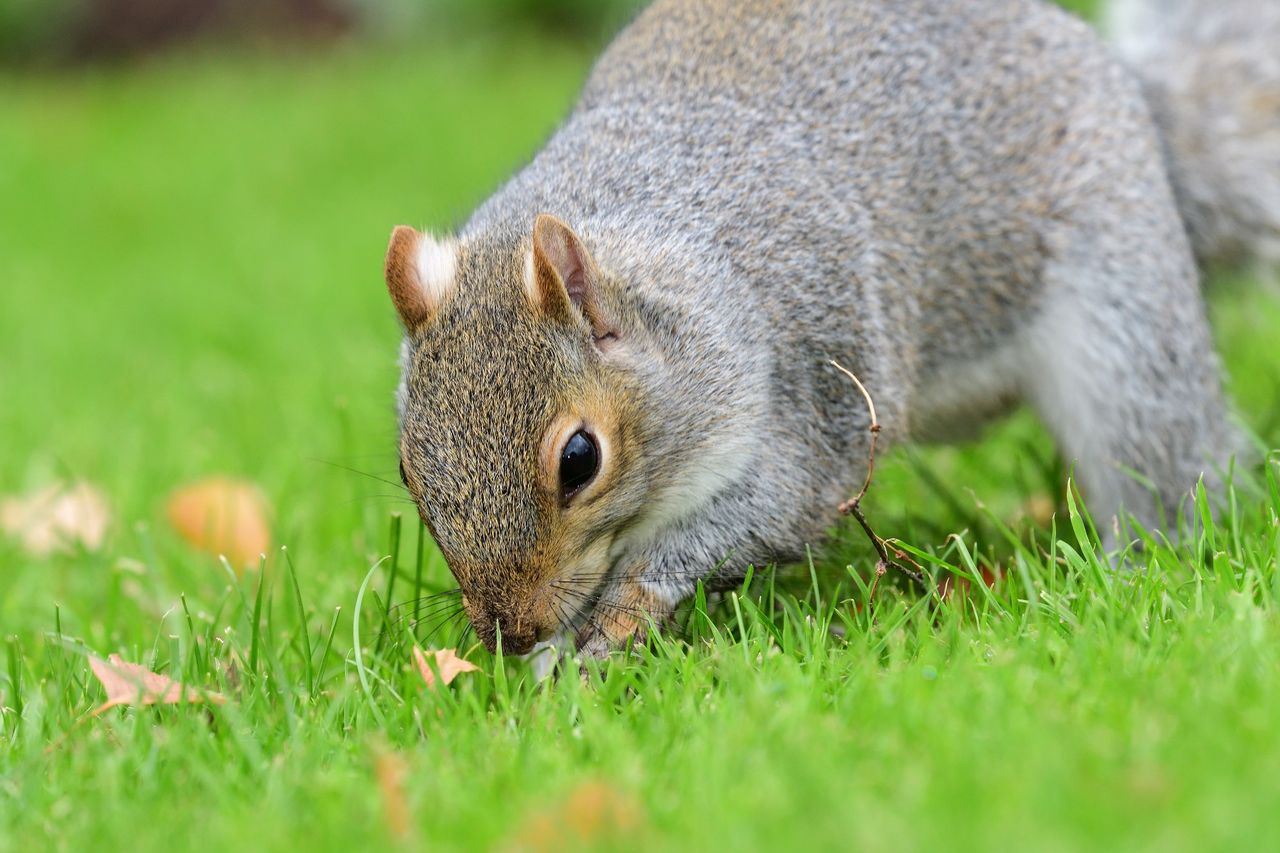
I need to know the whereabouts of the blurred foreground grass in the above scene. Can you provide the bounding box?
[2,16,1280,852]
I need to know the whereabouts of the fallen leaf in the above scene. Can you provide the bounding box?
[372,744,414,843]
[0,481,110,556]
[412,645,479,690]
[88,654,227,715]
[509,779,643,852]
[166,477,270,568]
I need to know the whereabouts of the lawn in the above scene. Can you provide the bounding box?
[3,18,1280,853]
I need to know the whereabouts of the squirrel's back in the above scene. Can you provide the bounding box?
[468,0,1161,384]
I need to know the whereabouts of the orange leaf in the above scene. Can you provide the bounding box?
[0,481,110,556]
[412,646,479,690]
[510,779,644,852]
[166,477,271,569]
[88,654,227,715]
[372,745,414,843]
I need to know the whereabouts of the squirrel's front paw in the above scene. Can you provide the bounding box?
[574,617,648,660]
[569,579,673,662]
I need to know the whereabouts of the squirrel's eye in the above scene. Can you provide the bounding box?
[398,460,409,488]
[559,430,599,499]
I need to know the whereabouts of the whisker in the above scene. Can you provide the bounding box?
[550,598,576,634]
[395,595,465,620]
[557,565,739,586]
[556,588,696,647]
[408,600,466,626]
[549,590,600,629]
[315,459,409,492]
[387,589,462,616]
[550,581,645,602]
[417,608,468,648]
[337,491,417,504]
[406,601,466,630]
[401,606,466,634]
[549,584,608,608]
[550,587,651,619]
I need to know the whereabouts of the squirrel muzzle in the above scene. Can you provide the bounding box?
[460,584,556,656]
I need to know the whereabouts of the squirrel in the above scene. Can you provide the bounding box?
[383,0,1272,659]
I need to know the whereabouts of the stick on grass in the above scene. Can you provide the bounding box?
[830,360,927,589]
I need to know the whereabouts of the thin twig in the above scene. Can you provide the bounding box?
[830,360,928,588]
[831,360,880,512]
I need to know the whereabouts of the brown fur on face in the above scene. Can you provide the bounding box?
[394,224,646,655]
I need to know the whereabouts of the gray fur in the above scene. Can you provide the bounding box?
[1109,0,1280,265]
[394,0,1248,655]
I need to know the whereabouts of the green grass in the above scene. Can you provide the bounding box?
[3,24,1280,853]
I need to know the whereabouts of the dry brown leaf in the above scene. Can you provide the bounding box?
[412,645,479,690]
[166,477,270,568]
[372,745,414,843]
[0,481,110,556]
[88,654,227,715]
[510,779,643,852]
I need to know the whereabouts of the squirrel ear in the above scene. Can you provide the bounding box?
[384,225,457,329]
[529,214,606,333]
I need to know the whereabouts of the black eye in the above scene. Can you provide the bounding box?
[398,459,409,488]
[559,430,599,499]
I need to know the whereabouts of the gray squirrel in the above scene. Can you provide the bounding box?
[384,0,1277,658]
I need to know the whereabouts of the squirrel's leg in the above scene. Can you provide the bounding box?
[571,489,785,657]
[573,574,678,659]
[1021,238,1239,540]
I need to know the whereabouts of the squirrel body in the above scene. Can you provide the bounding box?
[388,0,1258,657]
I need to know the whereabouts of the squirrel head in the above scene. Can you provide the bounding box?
[385,214,649,655]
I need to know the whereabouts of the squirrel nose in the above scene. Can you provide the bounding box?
[477,611,538,656]
[462,592,543,656]
[491,622,537,656]
[501,634,537,656]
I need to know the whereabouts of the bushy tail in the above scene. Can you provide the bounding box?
[1108,0,1280,267]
